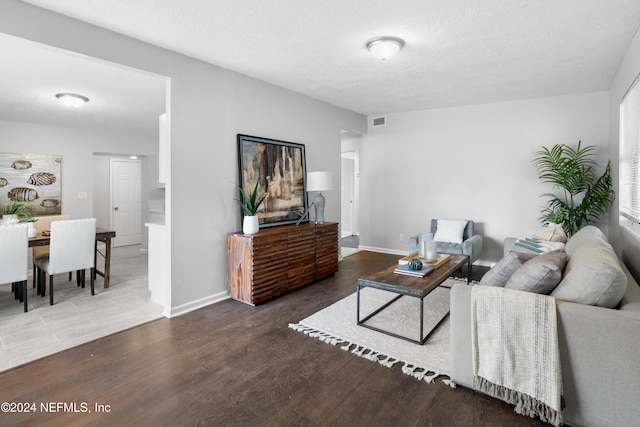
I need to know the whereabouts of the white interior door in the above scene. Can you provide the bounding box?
[341,157,355,237]
[111,159,142,247]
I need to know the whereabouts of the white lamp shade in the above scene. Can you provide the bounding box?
[307,171,333,192]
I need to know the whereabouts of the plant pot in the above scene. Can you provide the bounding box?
[27,222,37,238]
[243,215,259,235]
[1,214,19,225]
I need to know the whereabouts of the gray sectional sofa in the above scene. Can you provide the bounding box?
[449,226,640,427]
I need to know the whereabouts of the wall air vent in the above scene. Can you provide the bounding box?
[372,116,386,127]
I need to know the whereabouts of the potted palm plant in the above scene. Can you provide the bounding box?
[533,141,615,236]
[1,200,33,225]
[236,181,267,234]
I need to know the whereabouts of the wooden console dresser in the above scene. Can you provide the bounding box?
[227,222,339,305]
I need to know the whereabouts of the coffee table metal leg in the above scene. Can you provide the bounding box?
[420,297,424,344]
[358,291,403,325]
[356,283,361,323]
[357,286,452,345]
[421,311,450,344]
[467,259,470,284]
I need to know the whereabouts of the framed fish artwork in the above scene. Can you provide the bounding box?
[237,134,308,228]
[0,152,62,215]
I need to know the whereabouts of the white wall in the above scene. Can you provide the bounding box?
[0,120,156,226]
[0,1,366,311]
[358,92,610,266]
[608,28,640,279]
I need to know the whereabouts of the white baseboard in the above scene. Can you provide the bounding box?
[357,245,409,256]
[163,291,230,318]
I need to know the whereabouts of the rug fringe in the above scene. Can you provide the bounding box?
[401,363,444,383]
[288,323,347,346]
[289,323,449,384]
[443,379,457,388]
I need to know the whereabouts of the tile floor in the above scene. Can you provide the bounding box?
[0,244,163,372]
[340,234,361,257]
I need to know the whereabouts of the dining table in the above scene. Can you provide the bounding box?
[28,227,117,288]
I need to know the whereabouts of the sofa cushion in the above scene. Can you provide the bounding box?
[619,263,640,312]
[505,250,567,294]
[564,225,607,255]
[434,219,468,244]
[480,251,536,287]
[534,223,567,243]
[551,240,628,308]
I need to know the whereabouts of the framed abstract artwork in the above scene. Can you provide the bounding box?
[0,152,62,215]
[237,134,308,228]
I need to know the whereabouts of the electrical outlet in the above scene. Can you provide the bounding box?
[399,234,405,242]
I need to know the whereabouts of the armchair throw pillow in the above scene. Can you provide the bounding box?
[433,219,468,244]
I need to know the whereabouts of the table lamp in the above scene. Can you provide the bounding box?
[306,171,333,224]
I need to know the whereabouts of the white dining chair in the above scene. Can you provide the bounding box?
[32,214,71,288]
[34,218,97,305]
[0,223,29,312]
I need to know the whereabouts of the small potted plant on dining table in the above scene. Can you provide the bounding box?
[236,181,267,235]
[1,200,34,225]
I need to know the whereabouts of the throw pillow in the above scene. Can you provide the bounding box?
[433,219,468,244]
[513,237,566,254]
[564,225,607,255]
[552,240,628,308]
[480,252,537,287]
[534,223,567,243]
[505,250,568,294]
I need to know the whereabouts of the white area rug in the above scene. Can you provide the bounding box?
[289,280,456,383]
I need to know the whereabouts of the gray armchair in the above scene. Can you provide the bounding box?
[409,219,483,270]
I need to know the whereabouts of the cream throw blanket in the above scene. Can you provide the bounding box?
[471,286,563,426]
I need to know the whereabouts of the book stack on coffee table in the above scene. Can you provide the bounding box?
[393,264,434,278]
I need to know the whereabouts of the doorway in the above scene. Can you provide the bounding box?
[341,157,355,236]
[340,151,359,240]
[110,158,142,247]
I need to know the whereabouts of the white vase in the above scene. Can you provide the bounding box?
[1,214,19,225]
[426,239,438,262]
[27,222,37,238]
[243,215,259,235]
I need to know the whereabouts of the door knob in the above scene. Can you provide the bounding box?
[114,207,119,211]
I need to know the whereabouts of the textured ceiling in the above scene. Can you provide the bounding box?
[9,0,640,133]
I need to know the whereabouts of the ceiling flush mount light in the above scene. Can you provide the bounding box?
[366,36,405,61]
[55,93,89,108]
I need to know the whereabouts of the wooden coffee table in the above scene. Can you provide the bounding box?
[356,254,469,345]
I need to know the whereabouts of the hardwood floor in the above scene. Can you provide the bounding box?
[0,251,544,426]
